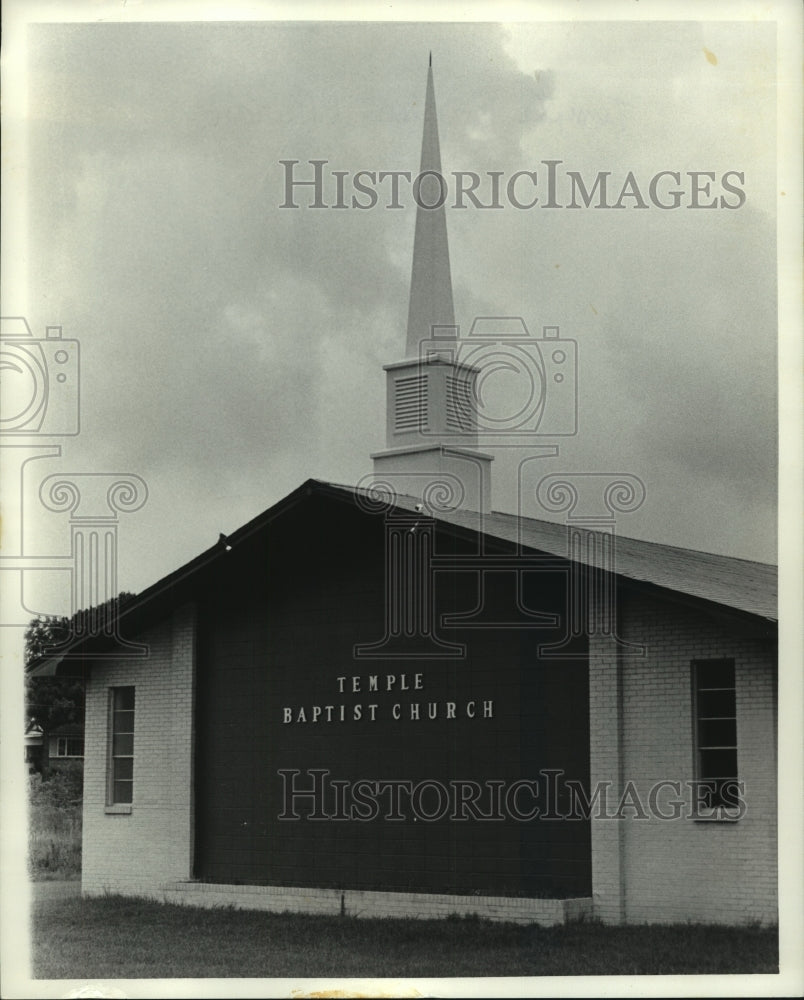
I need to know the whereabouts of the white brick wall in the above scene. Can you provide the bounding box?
[82,603,196,896]
[589,588,777,925]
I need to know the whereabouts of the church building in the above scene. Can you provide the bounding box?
[31,62,778,927]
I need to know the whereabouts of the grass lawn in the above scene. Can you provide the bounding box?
[28,768,82,881]
[31,893,778,980]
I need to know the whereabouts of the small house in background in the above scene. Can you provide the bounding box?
[24,720,44,773]
[46,723,85,772]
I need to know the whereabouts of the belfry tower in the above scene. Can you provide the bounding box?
[371,58,493,513]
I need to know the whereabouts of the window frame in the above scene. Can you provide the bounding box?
[690,658,742,821]
[54,735,84,758]
[106,686,135,809]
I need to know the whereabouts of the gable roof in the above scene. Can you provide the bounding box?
[27,477,776,675]
[321,481,777,623]
[47,723,85,737]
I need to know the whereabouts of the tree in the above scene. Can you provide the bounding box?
[24,614,70,665]
[24,592,136,733]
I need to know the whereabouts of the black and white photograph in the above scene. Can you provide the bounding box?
[1,1,801,997]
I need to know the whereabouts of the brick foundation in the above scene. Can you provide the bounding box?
[96,881,592,925]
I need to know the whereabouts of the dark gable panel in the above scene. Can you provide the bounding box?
[194,493,591,897]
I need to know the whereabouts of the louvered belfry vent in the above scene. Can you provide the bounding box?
[394,374,428,432]
[446,374,473,431]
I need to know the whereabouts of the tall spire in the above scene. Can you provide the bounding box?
[372,58,493,516]
[405,59,455,358]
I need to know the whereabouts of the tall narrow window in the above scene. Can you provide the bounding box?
[692,659,738,809]
[108,687,135,805]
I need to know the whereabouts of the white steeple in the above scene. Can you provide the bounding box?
[371,58,493,514]
[405,55,456,359]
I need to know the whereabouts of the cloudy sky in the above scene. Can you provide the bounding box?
[5,9,784,613]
